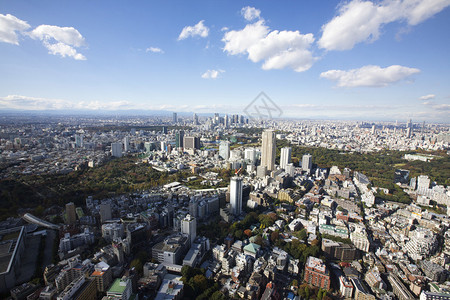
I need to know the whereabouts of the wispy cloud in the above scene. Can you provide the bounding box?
[0,95,131,110]
[201,69,225,79]
[146,46,164,54]
[0,13,30,45]
[320,65,420,87]
[241,6,261,21]
[178,20,209,40]
[419,94,435,101]
[28,24,87,60]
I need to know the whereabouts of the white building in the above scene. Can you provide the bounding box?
[302,153,312,174]
[280,147,292,170]
[404,227,437,260]
[111,142,122,158]
[261,130,276,171]
[181,214,197,246]
[219,141,230,160]
[230,177,243,216]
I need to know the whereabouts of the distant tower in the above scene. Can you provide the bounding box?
[219,141,230,160]
[111,142,122,157]
[75,134,83,148]
[280,147,292,170]
[181,214,197,245]
[406,127,411,138]
[407,119,412,129]
[65,202,77,225]
[99,203,112,223]
[302,153,312,174]
[261,129,276,171]
[230,177,243,216]
[173,112,177,124]
[175,130,184,148]
[123,136,130,152]
[371,125,376,135]
[193,113,199,125]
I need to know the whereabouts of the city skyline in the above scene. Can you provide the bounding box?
[0,1,449,122]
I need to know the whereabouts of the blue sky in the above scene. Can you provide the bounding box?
[0,0,449,122]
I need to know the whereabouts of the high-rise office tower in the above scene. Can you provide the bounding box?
[244,148,256,165]
[219,141,230,160]
[261,129,276,171]
[175,131,184,148]
[280,147,292,170]
[181,214,197,245]
[66,202,77,225]
[111,142,122,157]
[173,112,177,124]
[302,153,312,174]
[230,177,243,216]
[184,136,200,150]
[99,203,112,223]
[75,134,83,148]
[193,113,199,125]
[123,136,130,152]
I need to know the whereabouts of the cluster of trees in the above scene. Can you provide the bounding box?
[180,265,225,300]
[298,283,331,300]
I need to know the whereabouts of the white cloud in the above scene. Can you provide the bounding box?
[241,6,261,21]
[0,13,30,45]
[320,65,420,87]
[318,0,450,51]
[419,94,436,100]
[146,47,164,53]
[178,20,209,40]
[0,95,132,110]
[28,25,86,60]
[223,20,316,72]
[201,69,224,79]
[221,27,229,32]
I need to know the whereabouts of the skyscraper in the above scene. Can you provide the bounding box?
[302,153,312,174]
[75,134,83,148]
[230,177,243,216]
[184,136,200,150]
[175,130,184,148]
[111,142,122,157]
[261,129,276,171]
[280,147,292,170]
[99,203,112,223]
[219,141,230,160]
[123,136,130,152]
[173,112,177,123]
[66,202,77,225]
[181,214,197,245]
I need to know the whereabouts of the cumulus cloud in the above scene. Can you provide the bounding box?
[223,18,316,72]
[241,6,261,21]
[0,13,31,45]
[201,69,224,79]
[0,95,132,110]
[419,94,435,100]
[320,65,420,87]
[318,0,450,51]
[28,25,86,60]
[178,20,209,40]
[146,47,164,53]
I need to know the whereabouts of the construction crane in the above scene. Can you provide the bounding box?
[235,167,243,175]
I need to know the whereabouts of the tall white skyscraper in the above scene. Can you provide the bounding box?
[244,148,257,165]
[111,142,122,157]
[181,214,197,245]
[230,177,243,216]
[123,136,130,152]
[280,147,292,170]
[261,129,276,171]
[219,141,230,160]
[302,153,312,174]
